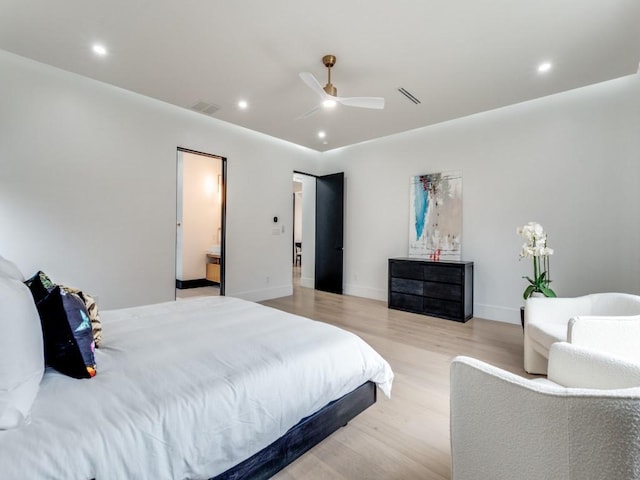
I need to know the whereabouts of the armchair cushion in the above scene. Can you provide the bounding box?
[548,342,640,389]
[526,321,567,354]
[568,315,640,363]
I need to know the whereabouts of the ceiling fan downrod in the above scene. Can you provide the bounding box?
[322,54,337,97]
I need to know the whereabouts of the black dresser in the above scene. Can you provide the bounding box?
[388,258,473,322]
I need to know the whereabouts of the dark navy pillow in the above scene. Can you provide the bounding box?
[24,271,54,304]
[35,286,96,379]
[25,271,102,348]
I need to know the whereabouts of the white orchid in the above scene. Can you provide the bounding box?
[517,221,543,239]
[517,222,556,299]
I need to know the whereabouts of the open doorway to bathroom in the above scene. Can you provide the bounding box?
[175,148,226,300]
[292,172,315,289]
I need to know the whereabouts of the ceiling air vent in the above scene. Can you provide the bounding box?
[397,87,421,105]
[190,101,221,116]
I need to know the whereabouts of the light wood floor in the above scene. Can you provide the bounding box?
[261,285,527,480]
[175,285,219,299]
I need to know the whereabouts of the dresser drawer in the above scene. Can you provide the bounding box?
[423,265,462,284]
[390,261,423,280]
[391,277,424,295]
[423,281,461,301]
[389,292,424,312]
[423,297,462,320]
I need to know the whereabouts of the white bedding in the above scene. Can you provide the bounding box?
[0,296,393,480]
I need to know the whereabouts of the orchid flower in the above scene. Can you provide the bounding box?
[517,222,556,300]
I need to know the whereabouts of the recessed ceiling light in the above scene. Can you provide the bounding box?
[322,99,337,109]
[92,44,107,56]
[537,62,552,73]
[238,100,248,109]
[318,131,326,139]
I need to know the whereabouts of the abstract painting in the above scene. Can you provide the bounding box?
[409,171,462,261]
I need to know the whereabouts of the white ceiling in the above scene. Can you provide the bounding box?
[1,0,639,152]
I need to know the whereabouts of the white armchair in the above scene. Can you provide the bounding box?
[524,293,640,374]
[450,343,640,480]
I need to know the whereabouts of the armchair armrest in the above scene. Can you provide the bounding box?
[568,315,640,363]
[548,342,640,389]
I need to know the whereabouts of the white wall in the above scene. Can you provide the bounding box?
[2,49,638,324]
[321,74,640,323]
[0,50,318,308]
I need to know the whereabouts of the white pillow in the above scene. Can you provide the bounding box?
[0,275,44,429]
[0,255,25,282]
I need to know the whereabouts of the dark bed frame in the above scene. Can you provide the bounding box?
[211,381,377,480]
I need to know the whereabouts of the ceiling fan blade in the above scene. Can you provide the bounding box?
[295,105,322,120]
[337,96,385,109]
[299,72,329,100]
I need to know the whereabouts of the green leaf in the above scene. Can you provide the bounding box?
[539,285,557,297]
[523,285,536,300]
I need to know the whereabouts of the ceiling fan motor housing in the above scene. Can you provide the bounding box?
[323,83,337,96]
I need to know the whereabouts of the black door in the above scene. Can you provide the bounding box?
[315,172,344,294]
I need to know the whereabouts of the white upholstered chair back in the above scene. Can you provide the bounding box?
[450,352,640,480]
[589,292,640,315]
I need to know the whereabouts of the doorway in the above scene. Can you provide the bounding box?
[176,148,226,299]
[292,171,344,294]
[315,172,344,294]
[292,172,315,289]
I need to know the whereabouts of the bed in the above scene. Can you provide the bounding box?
[0,294,393,479]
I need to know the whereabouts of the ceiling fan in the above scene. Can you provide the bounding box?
[297,55,385,119]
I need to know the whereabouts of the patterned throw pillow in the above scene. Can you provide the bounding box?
[25,271,102,347]
[35,286,96,379]
[63,288,102,348]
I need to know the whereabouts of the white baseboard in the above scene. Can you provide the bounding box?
[474,303,521,325]
[344,283,387,302]
[300,276,314,289]
[229,284,293,303]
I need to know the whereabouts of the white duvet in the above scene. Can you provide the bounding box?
[0,296,393,480]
